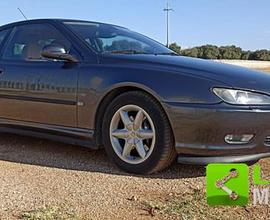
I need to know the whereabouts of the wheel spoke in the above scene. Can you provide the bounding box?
[138,130,154,139]
[122,143,133,158]
[112,129,129,139]
[119,110,132,127]
[134,110,144,130]
[135,140,146,159]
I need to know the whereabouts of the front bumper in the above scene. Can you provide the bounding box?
[163,102,270,164]
[177,152,270,165]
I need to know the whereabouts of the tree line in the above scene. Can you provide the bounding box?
[169,43,270,61]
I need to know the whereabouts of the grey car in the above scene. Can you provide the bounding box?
[0,19,270,174]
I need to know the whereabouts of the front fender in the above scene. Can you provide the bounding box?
[77,64,228,129]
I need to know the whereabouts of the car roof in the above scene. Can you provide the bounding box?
[0,19,127,31]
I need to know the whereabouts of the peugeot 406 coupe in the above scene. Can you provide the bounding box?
[0,19,270,174]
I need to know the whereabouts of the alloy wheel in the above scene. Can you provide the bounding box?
[109,105,156,164]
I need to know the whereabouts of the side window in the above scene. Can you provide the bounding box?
[0,29,10,47]
[3,24,72,61]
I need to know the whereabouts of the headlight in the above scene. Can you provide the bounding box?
[213,88,270,105]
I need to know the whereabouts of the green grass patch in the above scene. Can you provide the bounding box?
[20,205,80,220]
[141,188,250,220]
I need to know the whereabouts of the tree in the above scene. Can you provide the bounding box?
[169,43,181,54]
[181,47,199,57]
[219,45,242,59]
[241,51,251,60]
[251,50,270,61]
[200,45,220,59]
[168,42,270,61]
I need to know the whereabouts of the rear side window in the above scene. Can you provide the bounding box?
[0,29,10,47]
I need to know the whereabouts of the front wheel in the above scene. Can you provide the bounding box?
[102,91,176,174]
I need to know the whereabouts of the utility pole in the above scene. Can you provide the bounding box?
[163,2,173,47]
[17,7,28,20]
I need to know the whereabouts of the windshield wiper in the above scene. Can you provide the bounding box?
[103,50,177,55]
[155,52,178,56]
[105,50,149,54]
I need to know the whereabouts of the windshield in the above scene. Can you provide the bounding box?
[64,21,174,55]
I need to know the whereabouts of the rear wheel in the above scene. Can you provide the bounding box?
[102,91,176,174]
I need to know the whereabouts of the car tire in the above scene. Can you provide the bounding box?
[102,91,176,174]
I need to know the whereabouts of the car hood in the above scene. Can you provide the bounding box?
[101,54,270,94]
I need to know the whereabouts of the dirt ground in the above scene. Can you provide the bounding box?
[0,67,270,220]
[0,134,270,220]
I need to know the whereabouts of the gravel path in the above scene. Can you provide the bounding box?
[0,134,205,219]
[0,134,269,219]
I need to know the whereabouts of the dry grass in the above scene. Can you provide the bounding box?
[20,205,80,220]
[139,160,270,220]
[255,67,270,73]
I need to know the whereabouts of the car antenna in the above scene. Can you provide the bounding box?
[17,7,28,20]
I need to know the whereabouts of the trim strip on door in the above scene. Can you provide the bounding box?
[0,94,77,105]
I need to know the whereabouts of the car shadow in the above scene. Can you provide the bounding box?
[0,134,205,179]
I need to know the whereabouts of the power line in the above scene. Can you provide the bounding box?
[17,7,28,20]
[163,2,173,47]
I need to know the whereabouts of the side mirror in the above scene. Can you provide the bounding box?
[41,45,78,63]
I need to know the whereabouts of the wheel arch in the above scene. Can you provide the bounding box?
[94,84,173,148]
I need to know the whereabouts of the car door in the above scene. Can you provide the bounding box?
[0,23,79,127]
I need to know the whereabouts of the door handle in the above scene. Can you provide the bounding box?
[0,69,4,74]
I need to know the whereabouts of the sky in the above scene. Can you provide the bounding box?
[0,0,269,51]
